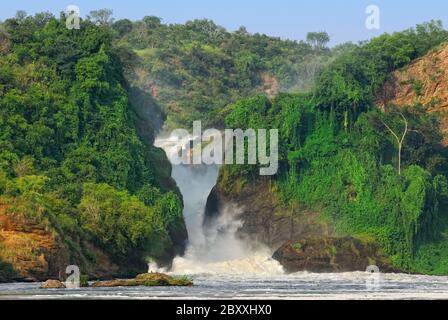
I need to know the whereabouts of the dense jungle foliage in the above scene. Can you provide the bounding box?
[110,13,346,128]
[1,9,448,276]
[0,12,185,271]
[223,21,448,274]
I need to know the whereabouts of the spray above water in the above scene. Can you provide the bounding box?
[154,133,284,276]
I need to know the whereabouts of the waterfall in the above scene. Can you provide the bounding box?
[154,133,284,276]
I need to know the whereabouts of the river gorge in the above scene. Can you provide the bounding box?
[1,131,448,300]
[1,4,448,303]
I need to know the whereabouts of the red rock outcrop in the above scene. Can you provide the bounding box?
[376,43,448,145]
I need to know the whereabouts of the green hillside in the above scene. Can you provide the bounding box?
[112,15,345,128]
[0,13,186,277]
[221,21,448,274]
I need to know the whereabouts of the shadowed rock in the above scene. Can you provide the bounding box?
[273,237,395,273]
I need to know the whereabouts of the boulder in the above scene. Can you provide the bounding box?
[273,237,394,273]
[91,273,193,287]
[40,280,65,289]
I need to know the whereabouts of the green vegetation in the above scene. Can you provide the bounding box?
[111,15,345,128]
[223,21,448,274]
[80,274,89,287]
[314,20,448,131]
[0,12,185,273]
[1,8,448,277]
[413,80,424,97]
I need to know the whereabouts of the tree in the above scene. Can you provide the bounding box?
[33,12,53,27]
[306,32,330,50]
[14,10,27,22]
[78,183,170,260]
[380,112,409,175]
[87,9,114,26]
[113,19,133,37]
[142,16,162,30]
[235,26,249,36]
[14,157,34,177]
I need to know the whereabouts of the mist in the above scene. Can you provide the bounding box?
[154,133,283,275]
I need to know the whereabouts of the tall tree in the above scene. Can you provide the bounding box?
[306,31,330,50]
[381,113,409,175]
[88,9,114,26]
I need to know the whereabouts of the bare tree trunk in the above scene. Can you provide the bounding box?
[381,113,408,176]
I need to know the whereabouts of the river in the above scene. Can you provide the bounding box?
[1,273,448,299]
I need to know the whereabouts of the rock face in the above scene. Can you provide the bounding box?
[205,178,329,250]
[0,213,71,282]
[0,208,121,282]
[91,273,193,287]
[205,176,396,273]
[40,280,65,289]
[273,237,393,273]
[376,43,448,145]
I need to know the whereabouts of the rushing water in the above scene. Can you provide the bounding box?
[1,273,448,300]
[1,134,448,300]
[154,133,278,275]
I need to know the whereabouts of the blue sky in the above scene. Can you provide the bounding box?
[1,0,447,45]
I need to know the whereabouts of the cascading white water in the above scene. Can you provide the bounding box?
[154,133,284,276]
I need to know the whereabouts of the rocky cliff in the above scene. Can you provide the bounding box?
[273,237,393,273]
[377,43,448,145]
[0,205,125,282]
[0,212,70,282]
[205,176,329,251]
[206,44,448,274]
[204,176,391,273]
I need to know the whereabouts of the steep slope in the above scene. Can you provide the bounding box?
[377,43,448,144]
[0,14,187,281]
[114,18,338,128]
[0,209,70,282]
[205,23,448,275]
[205,179,329,250]
[0,205,122,281]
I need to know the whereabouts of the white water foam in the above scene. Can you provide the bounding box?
[154,134,284,276]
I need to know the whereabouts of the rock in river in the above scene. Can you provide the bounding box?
[273,237,394,273]
[91,273,193,287]
[40,280,66,289]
